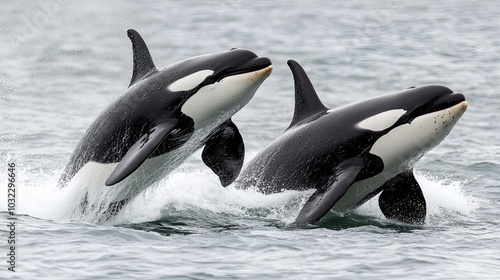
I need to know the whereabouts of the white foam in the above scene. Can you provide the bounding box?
[0,165,479,226]
[417,173,480,217]
[113,169,309,225]
[356,172,480,223]
[0,167,70,220]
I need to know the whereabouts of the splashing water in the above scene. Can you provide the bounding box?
[0,160,478,230]
[355,172,479,226]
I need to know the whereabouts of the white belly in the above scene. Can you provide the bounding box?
[65,127,212,216]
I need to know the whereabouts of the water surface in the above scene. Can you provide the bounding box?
[1,1,499,279]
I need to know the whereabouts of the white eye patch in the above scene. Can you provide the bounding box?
[167,70,214,92]
[357,109,407,131]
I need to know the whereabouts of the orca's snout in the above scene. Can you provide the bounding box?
[214,49,272,82]
[457,100,468,112]
[435,92,466,109]
[409,85,466,113]
[246,56,272,70]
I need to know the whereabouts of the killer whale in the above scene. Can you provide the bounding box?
[58,29,272,218]
[236,60,467,225]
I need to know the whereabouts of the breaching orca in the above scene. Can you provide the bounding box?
[236,60,467,225]
[58,29,272,218]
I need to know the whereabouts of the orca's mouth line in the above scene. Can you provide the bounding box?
[186,56,272,94]
[399,92,466,126]
[213,57,272,83]
[431,92,466,112]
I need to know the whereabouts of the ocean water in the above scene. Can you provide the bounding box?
[1,0,499,279]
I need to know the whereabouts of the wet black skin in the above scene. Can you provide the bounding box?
[238,84,464,194]
[236,60,465,224]
[58,29,271,188]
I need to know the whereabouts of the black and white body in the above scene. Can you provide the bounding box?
[58,29,272,218]
[237,60,467,225]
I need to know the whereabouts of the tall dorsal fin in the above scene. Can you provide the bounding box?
[286,60,327,130]
[127,29,157,87]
